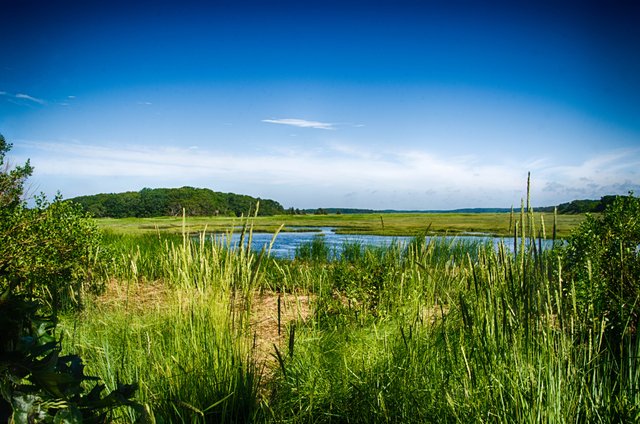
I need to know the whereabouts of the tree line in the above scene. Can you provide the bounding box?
[68,186,285,218]
[538,195,619,214]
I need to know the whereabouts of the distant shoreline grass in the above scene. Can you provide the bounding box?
[95,212,585,238]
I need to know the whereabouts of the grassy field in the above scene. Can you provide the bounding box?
[95,211,585,238]
[55,206,638,422]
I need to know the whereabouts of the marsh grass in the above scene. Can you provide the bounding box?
[262,196,640,422]
[294,234,333,262]
[95,212,584,238]
[59,202,638,422]
[62,215,266,422]
[264,236,640,422]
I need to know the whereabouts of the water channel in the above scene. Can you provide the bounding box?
[208,227,557,260]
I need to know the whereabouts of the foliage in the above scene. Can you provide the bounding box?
[562,193,640,340]
[65,209,640,422]
[0,134,139,421]
[62,226,263,422]
[0,291,140,423]
[539,195,618,214]
[294,235,332,262]
[0,134,33,209]
[1,135,102,312]
[69,186,285,218]
[1,196,103,313]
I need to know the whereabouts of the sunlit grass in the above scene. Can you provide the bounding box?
[58,208,636,422]
[95,212,584,238]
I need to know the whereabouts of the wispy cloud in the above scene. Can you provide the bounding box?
[1,91,47,105]
[15,93,46,105]
[17,140,640,209]
[537,149,640,184]
[533,148,640,201]
[262,118,335,130]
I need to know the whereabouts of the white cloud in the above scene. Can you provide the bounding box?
[262,118,335,130]
[529,148,640,201]
[1,91,47,105]
[535,149,640,186]
[328,142,382,161]
[18,140,640,209]
[15,93,46,105]
[20,140,521,198]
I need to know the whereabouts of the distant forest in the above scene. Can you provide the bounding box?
[69,187,285,218]
[69,188,622,218]
[537,195,619,214]
[301,196,621,215]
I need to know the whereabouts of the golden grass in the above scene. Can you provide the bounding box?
[248,291,314,370]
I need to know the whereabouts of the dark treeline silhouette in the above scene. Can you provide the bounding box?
[68,186,285,218]
[538,195,619,214]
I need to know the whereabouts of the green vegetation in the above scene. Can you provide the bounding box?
[538,195,619,214]
[94,211,585,238]
[49,193,639,422]
[4,133,639,422]
[563,194,640,343]
[1,135,137,422]
[69,186,285,218]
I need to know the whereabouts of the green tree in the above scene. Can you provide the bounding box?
[0,135,33,209]
[71,186,285,217]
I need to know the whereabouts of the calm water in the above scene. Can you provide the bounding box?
[208,227,557,259]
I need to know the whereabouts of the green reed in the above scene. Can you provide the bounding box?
[61,214,266,422]
[263,214,640,422]
[61,201,638,422]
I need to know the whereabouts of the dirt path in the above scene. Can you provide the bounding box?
[249,291,314,370]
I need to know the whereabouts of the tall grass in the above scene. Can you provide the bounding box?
[61,216,265,422]
[263,205,640,422]
[60,204,639,422]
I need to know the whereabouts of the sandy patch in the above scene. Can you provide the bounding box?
[248,291,314,369]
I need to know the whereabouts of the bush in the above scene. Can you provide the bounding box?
[1,195,102,313]
[0,134,138,422]
[563,193,640,341]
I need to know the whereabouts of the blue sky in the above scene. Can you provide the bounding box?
[1,0,639,209]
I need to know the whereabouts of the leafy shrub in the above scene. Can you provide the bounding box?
[1,195,102,313]
[563,193,640,340]
[0,291,139,423]
[0,134,138,421]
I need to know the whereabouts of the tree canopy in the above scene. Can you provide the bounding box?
[0,135,33,209]
[538,196,619,214]
[69,186,285,218]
